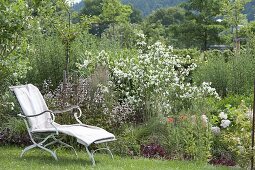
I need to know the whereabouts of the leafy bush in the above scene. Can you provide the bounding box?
[0,117,30,146]
[109,126,141,157]
[43,66,135,133]
[194,49,255,97]
[193,50,231,97]
[213,94,252,110]
[210,101,253,168]
[120,111,212,161]
[26,35,66,89]
[140,143,166,158]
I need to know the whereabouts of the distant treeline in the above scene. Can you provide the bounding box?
[121,0,186,16]
[73,0,255,21]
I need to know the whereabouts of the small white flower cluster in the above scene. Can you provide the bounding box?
[211,126,220,135]
[76,59,90,69]
[211,111,231,135]
[219,111,228,119]
[0,101,15,111]
[218,112,231,128]
[201,114,208,125]
[220,119,231,128]
[135,30,147,48]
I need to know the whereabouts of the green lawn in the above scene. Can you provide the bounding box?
[0,146,239,170]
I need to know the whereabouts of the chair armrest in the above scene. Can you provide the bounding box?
[53,105,83,124]
[18,110,59,135]
[53,105,80,114]
[17,110,53,118]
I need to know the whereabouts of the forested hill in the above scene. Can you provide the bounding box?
[73,0,255,21]
[73,0,187,16]
[245,0,255,21]
[122,0,186,16]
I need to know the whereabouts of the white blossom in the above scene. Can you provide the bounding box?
[211,126,221,135]
[13,72,18,77]
[219,112,228,120]
[201,114,208,125]
[220,119,231,128]
[237,145,245,153]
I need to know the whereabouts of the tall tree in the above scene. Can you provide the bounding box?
[0,0,30,58]
[142,7,187,46]
[100,0,132,25]
[122,0,187,16]
[80,0,103,16]
[221,0,250,48]
[180,0,226,50]
[129,5,143,23]
[80,0,132,36]
[0,0,31,90]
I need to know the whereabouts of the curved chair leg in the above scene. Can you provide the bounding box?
[44,136,78,157]
[48,137,78,158]
[85,144,114,166]
[92,147,114,159]
[56,139,78,158]
[86,147,95,166]
[20,143,58,160]
[38,144,58,160]
[92,143,114,159]
[106,146,114,159]
[20,144,37,157]
[20,133,58,160]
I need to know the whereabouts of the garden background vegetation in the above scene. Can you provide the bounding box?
[1,0,255,169]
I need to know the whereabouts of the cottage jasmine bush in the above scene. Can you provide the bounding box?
[82,34,220,121]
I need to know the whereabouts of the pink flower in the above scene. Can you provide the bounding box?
[167,117,174,123]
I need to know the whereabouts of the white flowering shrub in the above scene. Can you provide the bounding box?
[76,33,220,123]
[94,39,219,120]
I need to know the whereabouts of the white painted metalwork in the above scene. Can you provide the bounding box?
[10,84,116,165]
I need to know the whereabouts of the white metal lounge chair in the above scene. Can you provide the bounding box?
[10,84,116,165]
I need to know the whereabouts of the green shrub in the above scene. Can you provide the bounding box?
[213,95,253,110]
[121,110,212,161]
[173,48,201,60]
[193,50,231,97]
[109,125,141,157]
[0,117,30,146]
[26,35,65,89]
[210,101,253,168]
[193,49,255,97]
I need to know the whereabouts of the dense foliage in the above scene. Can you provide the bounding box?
[122,0,187,16]
[1,0,255,169]
[74,0,255,22]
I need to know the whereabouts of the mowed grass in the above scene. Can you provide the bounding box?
[0,146,239,170]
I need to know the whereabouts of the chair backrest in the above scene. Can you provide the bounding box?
[10,84,52,131]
